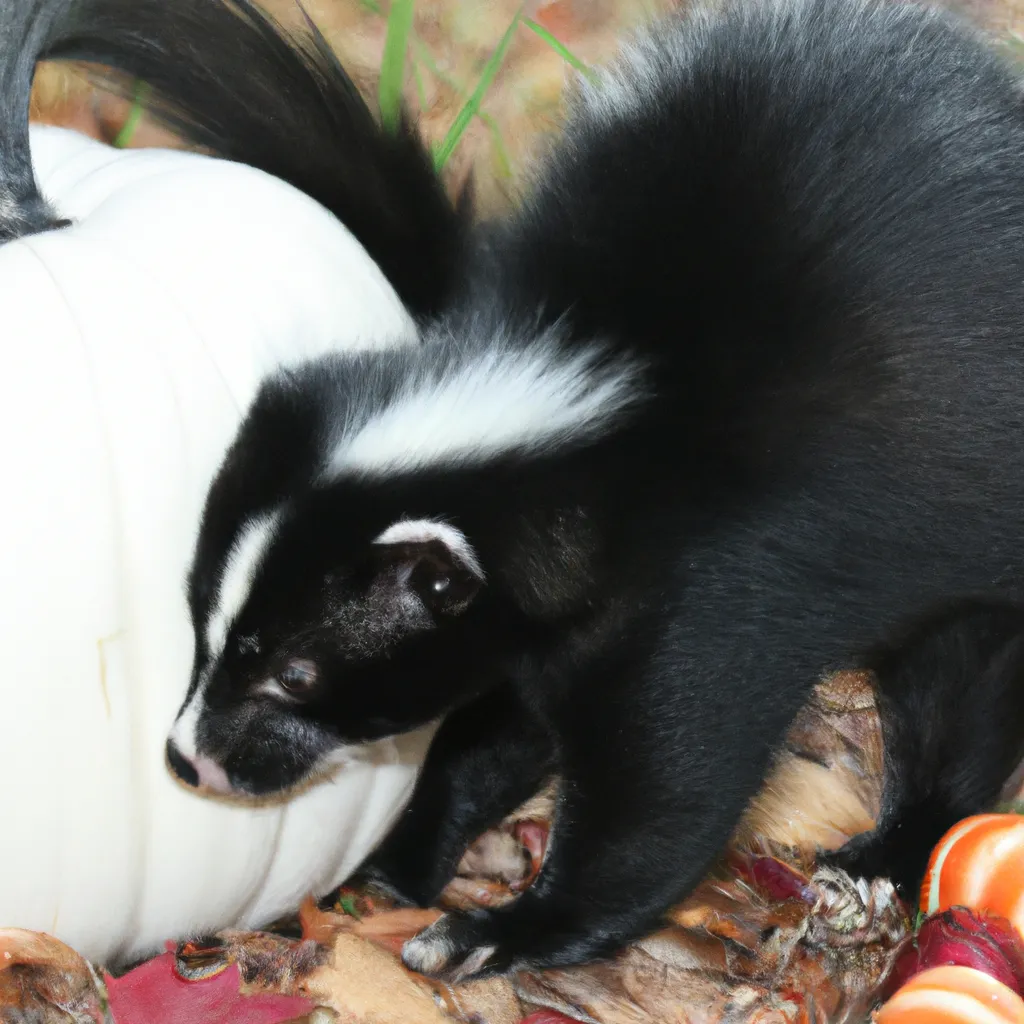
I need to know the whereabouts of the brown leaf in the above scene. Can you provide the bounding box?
[0,929,107,1024]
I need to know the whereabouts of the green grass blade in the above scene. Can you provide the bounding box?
[412,40,510,178]
[522,16,596,80]
[379,0,415,134]
[112,80,151,149]
[434,6,523,171]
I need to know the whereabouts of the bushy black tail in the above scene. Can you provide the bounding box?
[42,0,466,317]
[0,0,71,241]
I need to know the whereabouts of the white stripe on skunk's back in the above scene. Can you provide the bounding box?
[325,332,646,480]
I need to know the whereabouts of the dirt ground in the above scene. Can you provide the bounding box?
[29,0,1024,214]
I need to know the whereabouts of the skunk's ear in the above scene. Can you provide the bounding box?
[372,519,484,616]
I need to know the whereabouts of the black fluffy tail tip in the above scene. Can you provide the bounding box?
[0,190,71,244]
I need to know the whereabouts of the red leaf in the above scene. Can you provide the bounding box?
[105,952,315,1024]
[734,855,816,904]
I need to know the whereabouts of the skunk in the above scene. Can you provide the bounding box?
[3,0,468,318]
[134,0,1024,981]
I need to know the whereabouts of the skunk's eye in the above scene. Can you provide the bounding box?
[278,658,318,695]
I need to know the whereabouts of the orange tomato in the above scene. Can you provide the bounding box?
[921,814,1024,939]
[875,966,1024,1023]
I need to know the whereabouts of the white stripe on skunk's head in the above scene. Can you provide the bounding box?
[204,510,284,669]
[166,332,645,799]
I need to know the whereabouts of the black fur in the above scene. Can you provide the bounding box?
[42,0,467,318]
[163,0,1024,979]
[827,599,1024,891]
[0,0,73,240]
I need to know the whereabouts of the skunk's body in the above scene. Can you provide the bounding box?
[157,0,1024,979]
[21,0,1024,981]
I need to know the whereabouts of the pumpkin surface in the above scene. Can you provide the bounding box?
[921,814,1024,940]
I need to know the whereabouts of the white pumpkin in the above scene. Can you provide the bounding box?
[0,124,432,965]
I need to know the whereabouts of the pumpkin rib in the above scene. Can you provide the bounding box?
[878,967,1024,1024]
[922,815,1024,938]
[975,834,1024,922]
[1010,891,1024,938]
[877,990,1022,1024]
[925,816,1005,914]
[908,966,1024,1007]
[945,828,1014,907]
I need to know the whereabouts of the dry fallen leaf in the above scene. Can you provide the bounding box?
[0,928,108,1023]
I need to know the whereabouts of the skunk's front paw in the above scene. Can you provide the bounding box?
[401,912,511,981]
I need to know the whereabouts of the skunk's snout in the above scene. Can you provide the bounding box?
[165,738,199,787]
[165,737,233,795]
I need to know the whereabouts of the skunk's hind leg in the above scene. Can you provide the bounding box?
[825,599,1024,895]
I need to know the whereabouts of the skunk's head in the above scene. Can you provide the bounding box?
[163,355,500,799]
[166,502,491,798]
[165,334,642,798]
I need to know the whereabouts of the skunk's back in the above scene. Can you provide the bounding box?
[498,0,1024,383]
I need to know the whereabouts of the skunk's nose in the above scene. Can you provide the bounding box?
[165,737,235,794]
[165,738,200,788]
